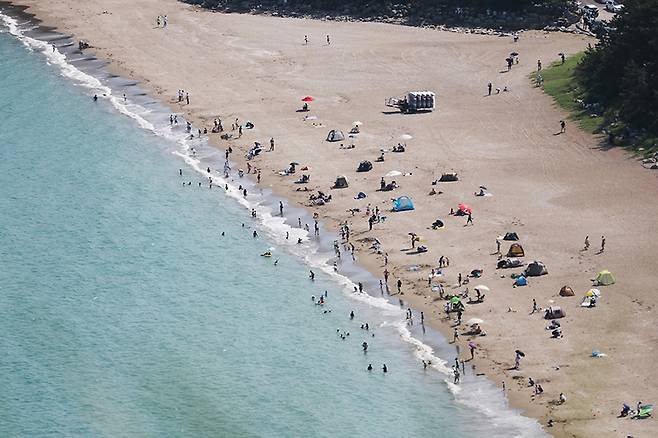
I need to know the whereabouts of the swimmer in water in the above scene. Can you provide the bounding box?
[221,232,225,236]
[297,238,302,244]
[350,311,354,319]
[253,230,258,238]
[274,259,278,266]
[367,364,373,371]
[382,364,388,373]
[93,94,98,102]
[309,270,315,280]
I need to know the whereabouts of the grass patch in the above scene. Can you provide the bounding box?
[531,53,604,134]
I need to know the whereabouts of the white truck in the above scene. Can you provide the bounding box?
[386,91,435,114]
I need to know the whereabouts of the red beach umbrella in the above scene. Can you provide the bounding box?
[301,96,315,102]
[458,203,472,214]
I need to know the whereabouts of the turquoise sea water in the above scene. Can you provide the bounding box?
[0,14,545,437]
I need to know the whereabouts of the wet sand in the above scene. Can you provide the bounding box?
[9,0,658,436]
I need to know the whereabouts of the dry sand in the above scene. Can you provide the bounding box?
[10,0,658,436]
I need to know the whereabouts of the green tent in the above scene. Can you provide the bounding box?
[638,404,653,418]
[595,270,616,286]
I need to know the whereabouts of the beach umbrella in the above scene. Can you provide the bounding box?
[468,342,477,349]
[353,121,363,126]
[515,349,525,357]
[466,318,483,325]
[479,185,488,190]
[400,134,413,140]
[510,52,519,57]
[458,203,472,214]
[450,296,461,304]
[474,285,490,292]
[386,170,402,177]
[301,96,314,102]
[290,162,300,166]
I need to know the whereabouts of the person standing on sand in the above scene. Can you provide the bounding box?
[383,269,389,284]
[186,92,190,105]
[600,235,606,253]
[304,35,308,45]
[397,279,402,294]
[584,235,590,250]
[514,351,521,369]
[453,329,459,342]
[469,342,476,359]
[326,34,331,45]
[537,59,542,71]
[466,212,473,226]
[488,82,492,96]
[560,120,566,133]
[458,273,462,286]
[269,137,275,151]
[531,298,538,314]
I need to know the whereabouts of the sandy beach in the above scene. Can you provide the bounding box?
[8,0,657,436]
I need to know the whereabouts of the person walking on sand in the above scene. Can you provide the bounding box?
[304,35,308,45]
[453,328,459,342]
[537,59,542,71]
[531,298,538,314]
[560,120,566,133]
[458,273,462,286]
[186,92,190,105]
[469,342,476,359]
[326,34,331,45]
[269,137,275,151]
[466,212,473,226]
[600,235,606,253]
[488,82,492,96]
[384,269,389,284]
[397,279,402,294]
[584,235,590,251]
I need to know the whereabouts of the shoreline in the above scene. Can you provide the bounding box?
[4,1,657,437]
[0,4,549,436]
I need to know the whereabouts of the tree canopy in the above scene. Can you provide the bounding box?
[577,0,658,139]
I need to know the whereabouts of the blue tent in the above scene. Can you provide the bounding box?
[515,275,528,287]
[392,196,414,212]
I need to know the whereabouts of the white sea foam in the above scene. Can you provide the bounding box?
[0,12,547,437]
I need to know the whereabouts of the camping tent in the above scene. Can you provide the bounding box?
[544,306,565,319]
[503,232,519,241]
[515,275,528,286]
[497,258,523,269]
[559,286,575,297]
[356,161,373,172]
[595,270,615,286]
[333,176,349,188]
[439,172,459,182]
[392,196,414,212]
[507,243,525,257]
[525,261,548,276]
[326,129,345,142]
